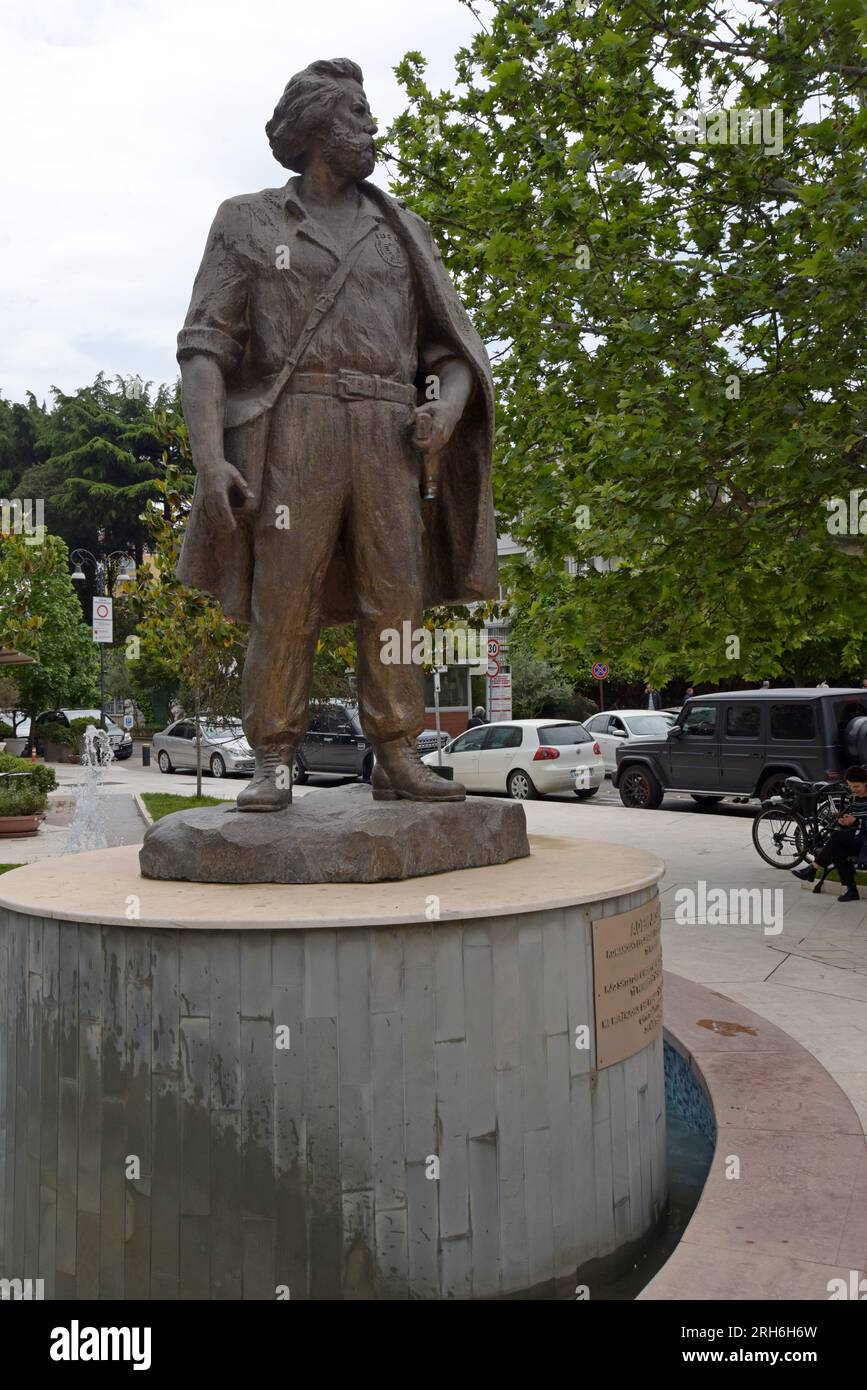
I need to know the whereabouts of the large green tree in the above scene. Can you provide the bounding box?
[0,393,50,499]
[0,532,100,725]
[385,0,867,686]
[13,374,171,581]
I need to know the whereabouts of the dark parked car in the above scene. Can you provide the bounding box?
[32,708,133,760]
[613,689,867,809]
[294,705,448,782]
[294,703,373,783]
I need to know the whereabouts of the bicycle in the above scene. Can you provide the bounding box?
[751,776,851,870]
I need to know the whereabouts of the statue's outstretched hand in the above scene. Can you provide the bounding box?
[199,459,255,532]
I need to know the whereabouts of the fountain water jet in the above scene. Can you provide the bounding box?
[66,723,114,853]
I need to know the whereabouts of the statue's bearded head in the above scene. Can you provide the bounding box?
[266,58,377,179]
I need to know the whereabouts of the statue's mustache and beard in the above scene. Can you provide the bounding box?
[321,120,376,180]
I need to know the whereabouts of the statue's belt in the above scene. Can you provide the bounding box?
[285,370,417,406]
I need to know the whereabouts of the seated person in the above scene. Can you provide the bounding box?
[792,766,867,903]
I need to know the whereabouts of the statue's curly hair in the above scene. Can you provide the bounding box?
[266,58,365,171]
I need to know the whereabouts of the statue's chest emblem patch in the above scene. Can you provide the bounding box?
[374,229,406,268]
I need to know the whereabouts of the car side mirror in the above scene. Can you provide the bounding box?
[668,726,682,739]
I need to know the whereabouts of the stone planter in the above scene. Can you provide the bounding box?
[0,813,42,836]
[41,739,76,764]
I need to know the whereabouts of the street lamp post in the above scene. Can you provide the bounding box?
[70,548,136,730]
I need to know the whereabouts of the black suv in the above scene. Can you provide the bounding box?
[293,703,449,783]
[294,703,373,784]
[614,689,867,809]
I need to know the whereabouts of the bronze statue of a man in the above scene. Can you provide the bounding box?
[176,58,497,810]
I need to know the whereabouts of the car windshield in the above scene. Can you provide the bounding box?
[624,715,675,736]
[203,723,246,743]
[538,723,591,745]
[68,712,120,732]
[336,707,363,736]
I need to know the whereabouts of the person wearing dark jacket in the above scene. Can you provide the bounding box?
[466,706,487,731]
[792,766,867,903]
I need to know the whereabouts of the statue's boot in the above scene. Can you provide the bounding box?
[236,744,296,811]
[371,735,465,802]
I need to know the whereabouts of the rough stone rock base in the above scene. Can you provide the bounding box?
[138,787,530,883]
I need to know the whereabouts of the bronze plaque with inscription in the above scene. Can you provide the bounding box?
[592,897,663,1069]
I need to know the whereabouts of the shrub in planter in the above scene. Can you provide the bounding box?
[0,753,57,795]
[0,721,14,739]
[38,720,78,762]
[39,720,77,748]
[0,780,48,818]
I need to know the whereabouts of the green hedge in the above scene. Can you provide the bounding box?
[0,753,57,795]
[0,780,47,816]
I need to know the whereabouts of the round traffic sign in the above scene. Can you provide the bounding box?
[487,638,500,659]
[487,657,500,678]
[592,661,609,680]
[95,601,110,620]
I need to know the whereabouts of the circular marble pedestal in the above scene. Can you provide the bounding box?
[0,835,665,1300]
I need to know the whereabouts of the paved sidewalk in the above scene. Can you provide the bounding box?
[0,788,148,862]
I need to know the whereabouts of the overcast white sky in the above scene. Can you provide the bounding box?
[0,0,482,405]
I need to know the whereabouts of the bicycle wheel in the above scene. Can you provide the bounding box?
[752,806,808,869]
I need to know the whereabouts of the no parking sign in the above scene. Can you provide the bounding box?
[92,597,113,643]
[592,660,609,711]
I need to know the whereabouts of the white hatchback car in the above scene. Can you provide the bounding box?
[421,719,605,800]
[582,709,677,775]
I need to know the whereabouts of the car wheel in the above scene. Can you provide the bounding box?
[619,767,663,809]
[361,754,373,784]
[157,750,173,774]
[574,786,600,799]
[210,753,226,778]
[507,769,538,800]
[758,773,790,802]
[292,759,308,785]
[690,794,725,806]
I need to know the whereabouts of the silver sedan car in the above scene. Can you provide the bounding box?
[152,719,255,778]
[582,709,677,774]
